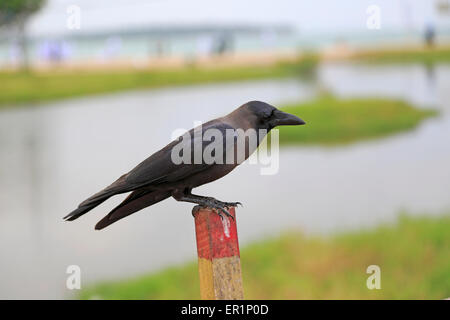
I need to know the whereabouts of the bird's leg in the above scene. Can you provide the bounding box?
[172,189,241,220]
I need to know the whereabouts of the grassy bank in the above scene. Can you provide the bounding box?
[0,58,316,109]
[350,46,450,64]
[279,96,437,145]
[79,214,450,299]
[1,46,449,109]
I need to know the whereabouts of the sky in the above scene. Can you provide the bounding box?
[27,0,448,36]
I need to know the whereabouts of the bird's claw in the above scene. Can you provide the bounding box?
[223,201,242,209]
[191,198,242,220]
[214,207,234,221]
[207,200,234,221]
[204,199,242,220]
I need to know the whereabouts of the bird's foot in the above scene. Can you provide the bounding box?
[221,201,243,209]
[192,197,242,220]
[205,197,234,220]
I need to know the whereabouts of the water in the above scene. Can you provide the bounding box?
[0,63,449,299]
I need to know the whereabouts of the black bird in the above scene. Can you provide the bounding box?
[64,101,305,229]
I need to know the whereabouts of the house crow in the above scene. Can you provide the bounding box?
[64,101,305,229]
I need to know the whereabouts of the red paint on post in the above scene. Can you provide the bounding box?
[194,207,240,260]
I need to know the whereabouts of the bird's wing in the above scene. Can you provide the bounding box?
[64,120,235,222]
[124,120,236,187]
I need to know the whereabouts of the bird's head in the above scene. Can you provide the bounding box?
[240,101,305,130]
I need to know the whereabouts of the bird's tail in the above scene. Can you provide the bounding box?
[95,189,171,230]
[64,174,130,221]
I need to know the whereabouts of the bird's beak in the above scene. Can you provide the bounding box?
[271,109,306,127]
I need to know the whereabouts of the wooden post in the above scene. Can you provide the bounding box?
[193,206,244,300]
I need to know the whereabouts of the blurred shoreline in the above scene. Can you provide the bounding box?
[6,49,301,72]
[1,43,449,73]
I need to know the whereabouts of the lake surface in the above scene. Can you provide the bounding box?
[0,63,449,299]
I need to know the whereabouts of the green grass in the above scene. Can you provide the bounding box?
[1,46,448,108]
[79,214,450,300]
[351,46,450,64]
[278,96,437,145]
[0,58,317,109]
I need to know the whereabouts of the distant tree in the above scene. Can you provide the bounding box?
[0,0,47,69]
